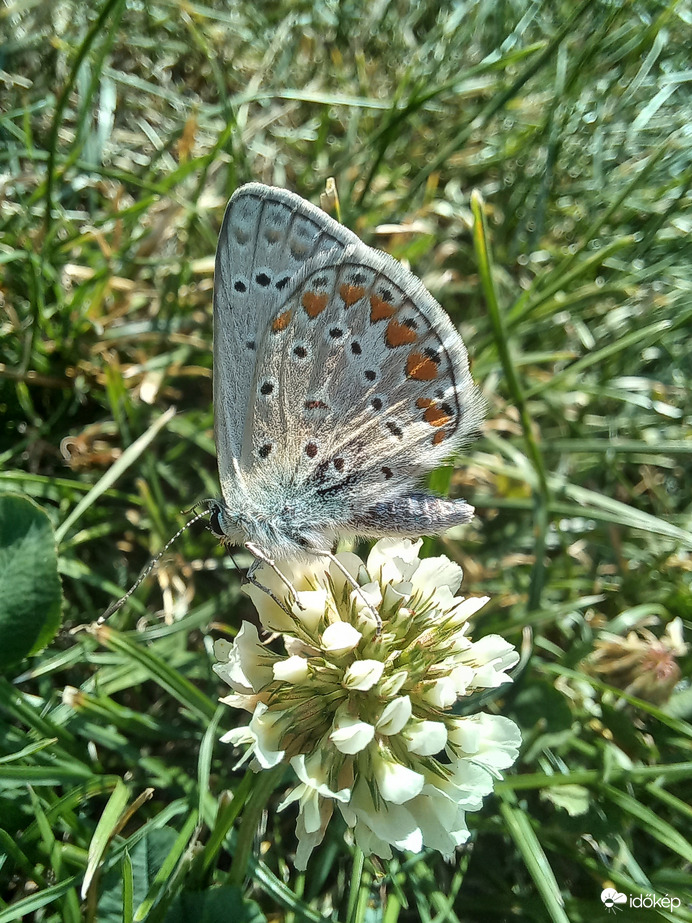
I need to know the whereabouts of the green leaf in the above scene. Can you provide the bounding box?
[500,796,571,923]
[163,887,266,923]
[541,784,591,817]
[0,493,62,667]
[427,464,453,496]
[82,778,131,899]
[98,827,180,922]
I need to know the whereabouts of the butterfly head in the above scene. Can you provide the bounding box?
[205,498,250,548]
[205,494,334,559]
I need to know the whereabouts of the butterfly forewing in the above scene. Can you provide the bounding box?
[213,182,482,550]
[213,184,360,492]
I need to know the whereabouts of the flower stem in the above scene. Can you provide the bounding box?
[383,887,402,923]
[345,845,367,923]
[227,765,283,887]
[471,188,550,613]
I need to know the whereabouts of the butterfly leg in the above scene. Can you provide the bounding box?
[244,542,306,612]
[245,568,295,618]
[314,550,382,633]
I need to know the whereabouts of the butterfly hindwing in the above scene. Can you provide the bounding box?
[242,244,483,518]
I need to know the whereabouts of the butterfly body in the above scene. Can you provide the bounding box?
[210,184,483,564]
[208,464,341,558]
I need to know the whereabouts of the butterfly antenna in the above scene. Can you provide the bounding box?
[97,509,211,624]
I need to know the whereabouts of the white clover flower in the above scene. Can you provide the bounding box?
[214,538,521,869]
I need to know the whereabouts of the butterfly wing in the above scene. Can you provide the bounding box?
[241,242,484,543]
[213,184,361,500]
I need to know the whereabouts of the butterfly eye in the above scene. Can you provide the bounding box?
[208,505,223,536]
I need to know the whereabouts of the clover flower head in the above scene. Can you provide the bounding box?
[586,616,687,705]
[214,538,521,869]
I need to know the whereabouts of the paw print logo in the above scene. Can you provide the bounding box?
[601,888,627,912]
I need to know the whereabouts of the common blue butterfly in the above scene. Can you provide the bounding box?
[206,184,483,613]
[100,183,483,623]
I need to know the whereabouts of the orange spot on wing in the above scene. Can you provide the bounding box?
[406,351,438,380]
[416,397,433,409]
[302,291,329,318]
[386,320,418,347]
[423,406,452,427]
[339,283,365,307]
[432,430,447,445]
[370,294,396,322]
[271,309,293,332]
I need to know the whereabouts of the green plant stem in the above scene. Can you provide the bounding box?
[345,846,367,923]
[191,771,255,885]
[383,886,402,923]
[471,189,550,612]
[44,0,125,240]
[227,765,283,888]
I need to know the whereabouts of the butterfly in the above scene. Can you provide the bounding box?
[99,183,482,624]
[205,183,483,616]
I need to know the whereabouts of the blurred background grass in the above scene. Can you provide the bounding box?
[1,0,691,920]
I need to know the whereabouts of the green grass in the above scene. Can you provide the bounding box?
[1,0,691,920]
